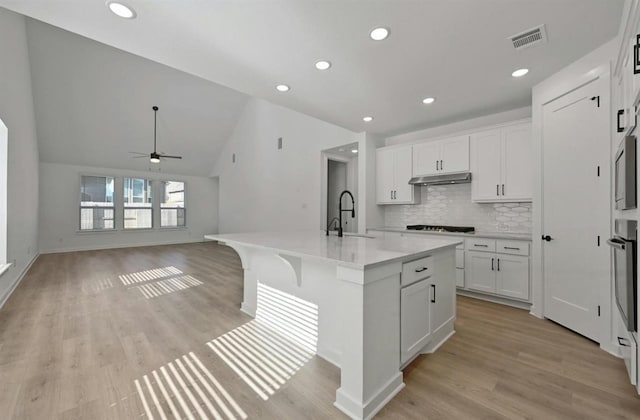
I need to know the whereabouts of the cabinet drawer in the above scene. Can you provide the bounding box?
[497,240,529,256]
[402,256,433,287]
[466,238,496,252]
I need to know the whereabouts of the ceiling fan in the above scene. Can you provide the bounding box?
[130,106,182,163]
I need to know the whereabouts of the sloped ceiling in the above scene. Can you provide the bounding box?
[2,0,624,137]
[26,19,249,176]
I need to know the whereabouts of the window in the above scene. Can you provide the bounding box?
[160,181,185,227]
[80,175,115,230]
[124,177,153,229]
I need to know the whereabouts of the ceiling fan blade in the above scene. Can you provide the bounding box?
[129,151,148,155]
[160,155,182,159]
[132,155,149,159]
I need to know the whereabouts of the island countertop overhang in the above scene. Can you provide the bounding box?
[204,231,462,270]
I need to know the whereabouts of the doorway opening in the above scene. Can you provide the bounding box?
[321,143,359,234]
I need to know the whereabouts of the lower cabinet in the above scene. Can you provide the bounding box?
[466,249,530,301]
[400,252,455,364]
[400,279,431,364]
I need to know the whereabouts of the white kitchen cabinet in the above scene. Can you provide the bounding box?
[471,123,532,203]
[431,252,456,335]
[495,254,529,300]
[376,146,419,204]
[400,278,431,364]
[465,239,530,301]
[412,135,469,176]
[466,251,495,293]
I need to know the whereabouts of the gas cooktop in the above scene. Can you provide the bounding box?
[406,224,475,233]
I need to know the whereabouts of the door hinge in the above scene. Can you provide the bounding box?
[597,235,600,246]
[597,305,601,317]
[590,96,600,107]
[597,166,600,177]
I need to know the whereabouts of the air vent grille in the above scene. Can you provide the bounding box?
[510,24,547,50]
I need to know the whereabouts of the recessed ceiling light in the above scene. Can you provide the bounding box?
[276,84,290,92]
[315,60,332,70]
[422,97,436,104]
[511,68,529,78]
[351,149,358,154]
[370,27,390,41]
[363,116,374,122]
[106,1,136,19]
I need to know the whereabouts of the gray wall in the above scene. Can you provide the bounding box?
[0,8,40,305]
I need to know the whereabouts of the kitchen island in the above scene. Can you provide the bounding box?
[204,231,461,420]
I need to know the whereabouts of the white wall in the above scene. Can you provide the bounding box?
[0,9,40,306]
[39,162,218,253]
[385,106,532,146]
[531,39,618,353]
[212,98,360,233]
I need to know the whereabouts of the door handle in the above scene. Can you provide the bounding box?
[617,109,625,133]
[502,184,505,196]
[415,267,428,273]
[390,190,393,200]
[497,258,500,271]
[430,284,436,303]
[496,184,499,196]
[541,235,553,242]
[491,258,494,271]
[393,190,397,200]
[436,160,439,171]
[607,238,626,250]
[618,336,631,347]
[440,160,443,171]
[634,34,640,74]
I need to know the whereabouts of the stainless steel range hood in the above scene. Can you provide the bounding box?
[408,172,472,186]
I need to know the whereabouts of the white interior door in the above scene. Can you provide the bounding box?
[542,78,609,342]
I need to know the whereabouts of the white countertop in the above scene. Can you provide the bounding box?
[204,231,461,269]
[368,227,532,241]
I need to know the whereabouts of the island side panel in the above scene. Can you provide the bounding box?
[334,262,404,420]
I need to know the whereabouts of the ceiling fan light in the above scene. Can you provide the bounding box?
[150,156,160,163]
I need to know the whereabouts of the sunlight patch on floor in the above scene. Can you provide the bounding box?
[119,266,183,285]
[135,275,204,299]
[135,352,247,420]
[207,283,318,400]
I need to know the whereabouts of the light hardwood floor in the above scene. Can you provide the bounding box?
[0,242,638,419]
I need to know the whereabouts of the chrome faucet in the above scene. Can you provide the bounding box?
[338,190,355,237]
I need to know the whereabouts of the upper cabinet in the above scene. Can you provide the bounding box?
[412,135,469,176]
[471,122,532,203]
[377,145,419,204]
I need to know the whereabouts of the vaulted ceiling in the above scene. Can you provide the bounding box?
[2,0,625,142]
[26,19,249,176]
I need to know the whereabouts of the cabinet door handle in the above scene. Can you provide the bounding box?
[502,184,505,196]
[497,258,500,271]
[440,160,443,171]
[491,258,494,271]
[474,244,488,248]
[436,160,439,171]
[618,336,631,347]
[496,184,499,196]
[634,34,640,74]
[430,284,436,303]
[617,109,625,133]
[390,190,393,200]
[394,190,397,200]
[415,267,428,273]
[504,246,520,250]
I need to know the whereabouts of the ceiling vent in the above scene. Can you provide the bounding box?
[509,24,547,50]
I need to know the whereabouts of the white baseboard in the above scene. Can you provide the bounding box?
[39,238,207,254]
[457,289,531,310]
[0,253,39,309]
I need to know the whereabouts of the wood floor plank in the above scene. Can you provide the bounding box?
[0,242,638,419]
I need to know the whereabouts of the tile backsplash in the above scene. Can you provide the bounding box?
[384,183,532,233]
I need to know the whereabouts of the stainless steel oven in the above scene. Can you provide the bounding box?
[615,136,637,210]
[607,219,637,332]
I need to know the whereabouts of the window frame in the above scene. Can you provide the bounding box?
[159,180,187,229]
[78,174,116,232]
[123,177,154,230]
